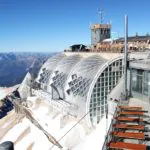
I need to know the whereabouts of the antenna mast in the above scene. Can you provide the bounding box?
[98,8,104,24]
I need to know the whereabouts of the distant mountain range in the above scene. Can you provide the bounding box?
[0,53,17,61]
[0,52,56,87]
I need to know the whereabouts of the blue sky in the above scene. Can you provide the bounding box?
[0,0,149,52]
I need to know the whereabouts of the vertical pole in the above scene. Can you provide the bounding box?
[124,15,128,100]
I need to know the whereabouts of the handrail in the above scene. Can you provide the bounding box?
[102,101,119,150]
[101,96,126,150]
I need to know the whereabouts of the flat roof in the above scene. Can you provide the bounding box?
[115,35,150,42]
[91,24,111,29]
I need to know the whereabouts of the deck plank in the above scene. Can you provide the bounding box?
[113,124,145,130]
[119,111,144,115]
[116,117,143,122]
[112,131,145,139]
[108,142,146,150]
[118,106,142,111]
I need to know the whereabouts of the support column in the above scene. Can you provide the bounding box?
[124,15,128,100]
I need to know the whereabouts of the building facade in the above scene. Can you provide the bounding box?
[26,53,124,127]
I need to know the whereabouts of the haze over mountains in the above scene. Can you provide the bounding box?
[0,52,55,87]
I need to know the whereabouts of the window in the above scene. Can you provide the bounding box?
[89,59,123,126]
[132,69,150,96]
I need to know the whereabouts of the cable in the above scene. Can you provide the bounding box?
[49,100,110,149]
[49,108,92,150]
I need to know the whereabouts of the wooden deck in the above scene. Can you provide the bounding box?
[105,105,149,150]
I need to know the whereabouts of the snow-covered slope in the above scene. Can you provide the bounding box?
[0,97,112,150]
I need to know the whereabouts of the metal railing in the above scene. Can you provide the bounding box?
[102,98,125,150]
[102,105,118,150]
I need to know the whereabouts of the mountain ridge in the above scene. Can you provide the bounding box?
[0,52,56,87]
